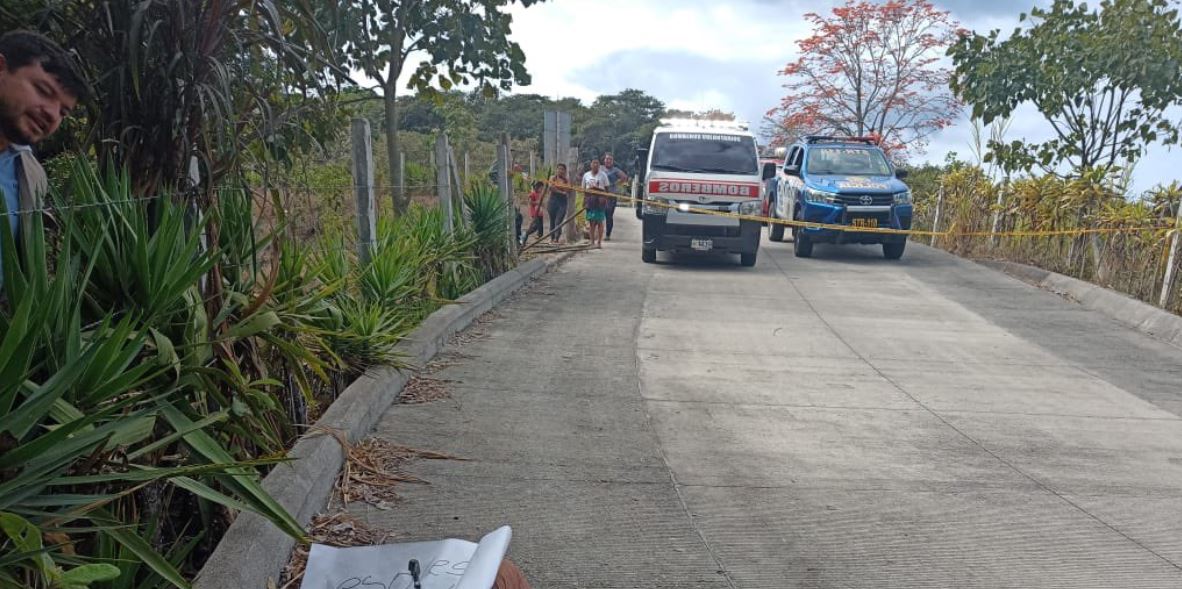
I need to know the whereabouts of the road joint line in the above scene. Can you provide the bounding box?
[636,266,741,589]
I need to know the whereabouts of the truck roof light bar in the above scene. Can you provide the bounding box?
[803,135,878,145]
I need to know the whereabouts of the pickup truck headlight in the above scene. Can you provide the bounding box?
[802,186,838,204]
[893,190,912,204]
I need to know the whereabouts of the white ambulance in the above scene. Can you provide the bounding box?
[635,119,770,267]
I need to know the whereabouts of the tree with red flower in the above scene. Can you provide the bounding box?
[769,0,964,160]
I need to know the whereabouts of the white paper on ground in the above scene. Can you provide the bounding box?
[299,526,511,589]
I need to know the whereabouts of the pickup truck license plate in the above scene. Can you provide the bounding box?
[851,217,879,229]
[690,239,713,251]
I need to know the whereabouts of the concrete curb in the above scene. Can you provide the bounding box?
[978,259,1182,350]
[194,251,576,589]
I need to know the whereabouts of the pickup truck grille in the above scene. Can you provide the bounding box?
[835,193,893,206]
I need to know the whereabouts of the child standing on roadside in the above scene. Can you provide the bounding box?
[525,180,545,242]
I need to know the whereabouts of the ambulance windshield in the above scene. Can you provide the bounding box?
[651,132,759,175]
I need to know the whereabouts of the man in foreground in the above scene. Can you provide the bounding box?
[0,30,84,287]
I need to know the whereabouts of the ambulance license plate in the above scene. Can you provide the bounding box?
[851,217,878,229]
[690,239,713,251]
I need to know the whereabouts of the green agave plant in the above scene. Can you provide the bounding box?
[0,164,304,589]
[463,181,513,281]
[1,158,511,588]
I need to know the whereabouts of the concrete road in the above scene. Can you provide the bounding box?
[355,212,1182,588]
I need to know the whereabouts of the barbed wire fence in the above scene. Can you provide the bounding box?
[10,120,1182,317]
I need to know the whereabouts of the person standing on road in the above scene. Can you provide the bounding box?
[546,163,569,243]
[0,31,84,289]
[582,158,610,248]
[601,153,629,241]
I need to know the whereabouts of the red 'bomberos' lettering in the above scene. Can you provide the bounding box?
[650,181,756,198]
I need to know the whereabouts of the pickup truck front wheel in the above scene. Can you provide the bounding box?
[883,241,906,260]
[740,250,757,267]
[769,222,785,242]
[793,228,813,258]
[642,247,656,263]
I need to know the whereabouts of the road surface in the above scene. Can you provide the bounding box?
[354,212,1182,588]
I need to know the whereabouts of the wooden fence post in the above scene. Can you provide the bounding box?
[448,144,465,225]
[1160,196,1182,308]
[990,180,1006,250]
[351,118,377,265]
[398,151,406,205]
[435,132,453,236]
[564,147,579,243]
[930,182,945,248]
[497,141,516,260]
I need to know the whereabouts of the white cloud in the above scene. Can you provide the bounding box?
[504,0,810,103]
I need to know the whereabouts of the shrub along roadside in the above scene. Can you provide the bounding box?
[909,166,1182,314]
[0,162,510,588]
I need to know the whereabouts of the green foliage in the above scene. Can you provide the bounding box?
[464,181,514,280]
[0,0,348,196]
[0,161,504,587]
[0,163,305,589]
[577,90,667,165]
[383,88,667,175]
[336,0,541,99]
[950,0,1182,175]
[329,0,545,213]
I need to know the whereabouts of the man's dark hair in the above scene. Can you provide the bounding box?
[0,30,87,100]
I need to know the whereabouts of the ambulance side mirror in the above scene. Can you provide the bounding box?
[635,147,649,166]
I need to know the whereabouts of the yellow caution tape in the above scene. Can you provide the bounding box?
[544,180,1174,239]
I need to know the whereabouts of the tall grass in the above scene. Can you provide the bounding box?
[911,166,1182,314]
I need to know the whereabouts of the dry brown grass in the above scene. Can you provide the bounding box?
[278,512,397,589]
[399,376,456,404]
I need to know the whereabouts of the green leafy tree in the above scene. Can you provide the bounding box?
[577,89,665,170]
[949,0,1182,176]
[336,0,543,214]
[473,93,556,143]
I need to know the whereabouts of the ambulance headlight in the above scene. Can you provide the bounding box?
[642,198,667,215]
[735,200,762,216]
[802,186,838,204]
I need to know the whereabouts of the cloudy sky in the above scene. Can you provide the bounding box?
[483,0,1181,194]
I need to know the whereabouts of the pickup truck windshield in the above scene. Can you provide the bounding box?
[806,147,892,176]
[651,133,758,175]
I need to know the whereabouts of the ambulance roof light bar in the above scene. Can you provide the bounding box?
[659,117,750,132]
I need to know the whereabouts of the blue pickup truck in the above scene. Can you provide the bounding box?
[767,136,912,259]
